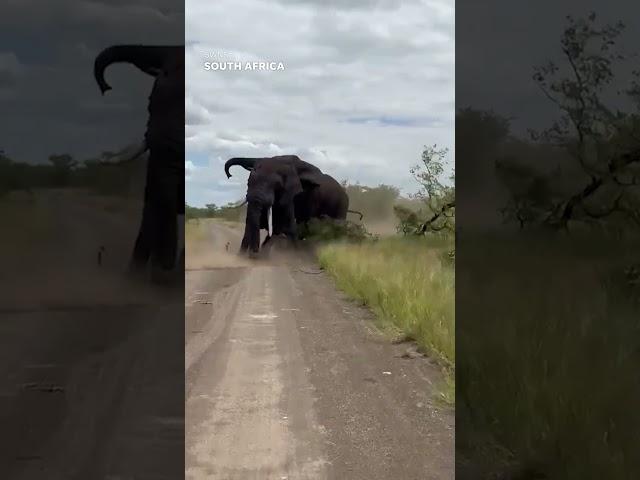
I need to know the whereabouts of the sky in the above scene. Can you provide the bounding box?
[185,0,455,207]
[6,2,633,212]
[0,0,183,164]
[456,0,640,136]
[455,0,640,227]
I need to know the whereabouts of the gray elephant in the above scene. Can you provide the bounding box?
[224,156,363,255]
[224,155,322,256]
[94,45,184,282]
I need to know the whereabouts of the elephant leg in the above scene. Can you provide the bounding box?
[280,205,299,248]
[296,220,310,240]
[139,150,180,279]
[151,200,178,271]
[239,234,249,254]
[128,176,154,272]
[238,217,251,255]
[176,181,185,272]
[129,221,152,271]
[151,182,179,271]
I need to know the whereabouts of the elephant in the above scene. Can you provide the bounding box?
[293,172,364,236]
[224,155,322,256]
[94,45,185,282]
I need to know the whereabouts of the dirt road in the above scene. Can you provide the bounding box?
[0,190,184,479]
[186,221,454,479]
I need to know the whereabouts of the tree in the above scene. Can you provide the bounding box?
[48,154,78,187]
[495,155,559,229]
[527,13,640,230]
[205,203,219,215]
[396,144,455,235]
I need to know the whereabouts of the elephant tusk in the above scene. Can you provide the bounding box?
[123,140,148,162]
[268,207,273,237]
[228,199,247,208]
[101,140,148,164]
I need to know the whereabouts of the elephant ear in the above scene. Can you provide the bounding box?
[298,171,323,189]
[279,165,304,207]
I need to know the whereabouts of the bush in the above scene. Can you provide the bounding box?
[301,217,376,243]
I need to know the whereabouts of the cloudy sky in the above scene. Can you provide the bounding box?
[0,0,183,164]
[457,0,640,135]
[185,0,455,207]
[455,0,640,226]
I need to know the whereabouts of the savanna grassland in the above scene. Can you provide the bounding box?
[453,12,640,478]
[455,233,640,478]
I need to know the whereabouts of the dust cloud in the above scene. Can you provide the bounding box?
[0,189,178,311]
[185,219,316,270]
[185,219,252,269]
[365,218,401,237]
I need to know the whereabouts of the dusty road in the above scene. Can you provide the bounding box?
[0,190,184,479]
[186,221,454,479]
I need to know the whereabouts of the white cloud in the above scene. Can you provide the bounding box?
[185,0,454,206]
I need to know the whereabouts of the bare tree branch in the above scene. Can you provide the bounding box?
[417,201,456,235]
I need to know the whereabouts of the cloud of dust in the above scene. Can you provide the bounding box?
[0,190,181,310]
[365,218,400,237]
[185,219,252,269]
[185,221,311,270]
[186,245,253,269]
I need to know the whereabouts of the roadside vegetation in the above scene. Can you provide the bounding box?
[316,145,456,404]
[0,146,146,199]
[185,201,246,222]
[318,237,454,394]
[455,13,640,479]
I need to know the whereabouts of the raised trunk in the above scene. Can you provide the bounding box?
[94,45,181,94]
[224,158,259,178]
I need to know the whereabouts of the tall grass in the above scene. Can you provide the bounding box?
[456,233,640,478]
[318,236,455,384]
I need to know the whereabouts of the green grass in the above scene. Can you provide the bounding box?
[318,236,455,403]
[456,232,640,478]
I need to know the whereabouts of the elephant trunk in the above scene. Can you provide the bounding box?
[347,209,364,221]
[245,202,262,254]
[231,199,248,208]
[94,45,179,94]
[224,158,259,178]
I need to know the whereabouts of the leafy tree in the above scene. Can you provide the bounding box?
[48,154,78,187]
[495,155,558,228]
[521,13,640,230]
[185,201,245,222]
[395,144,455,235]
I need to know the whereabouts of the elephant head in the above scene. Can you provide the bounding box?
[94,45,183,94]
[224,155,321,179]
[225,156,322,255]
